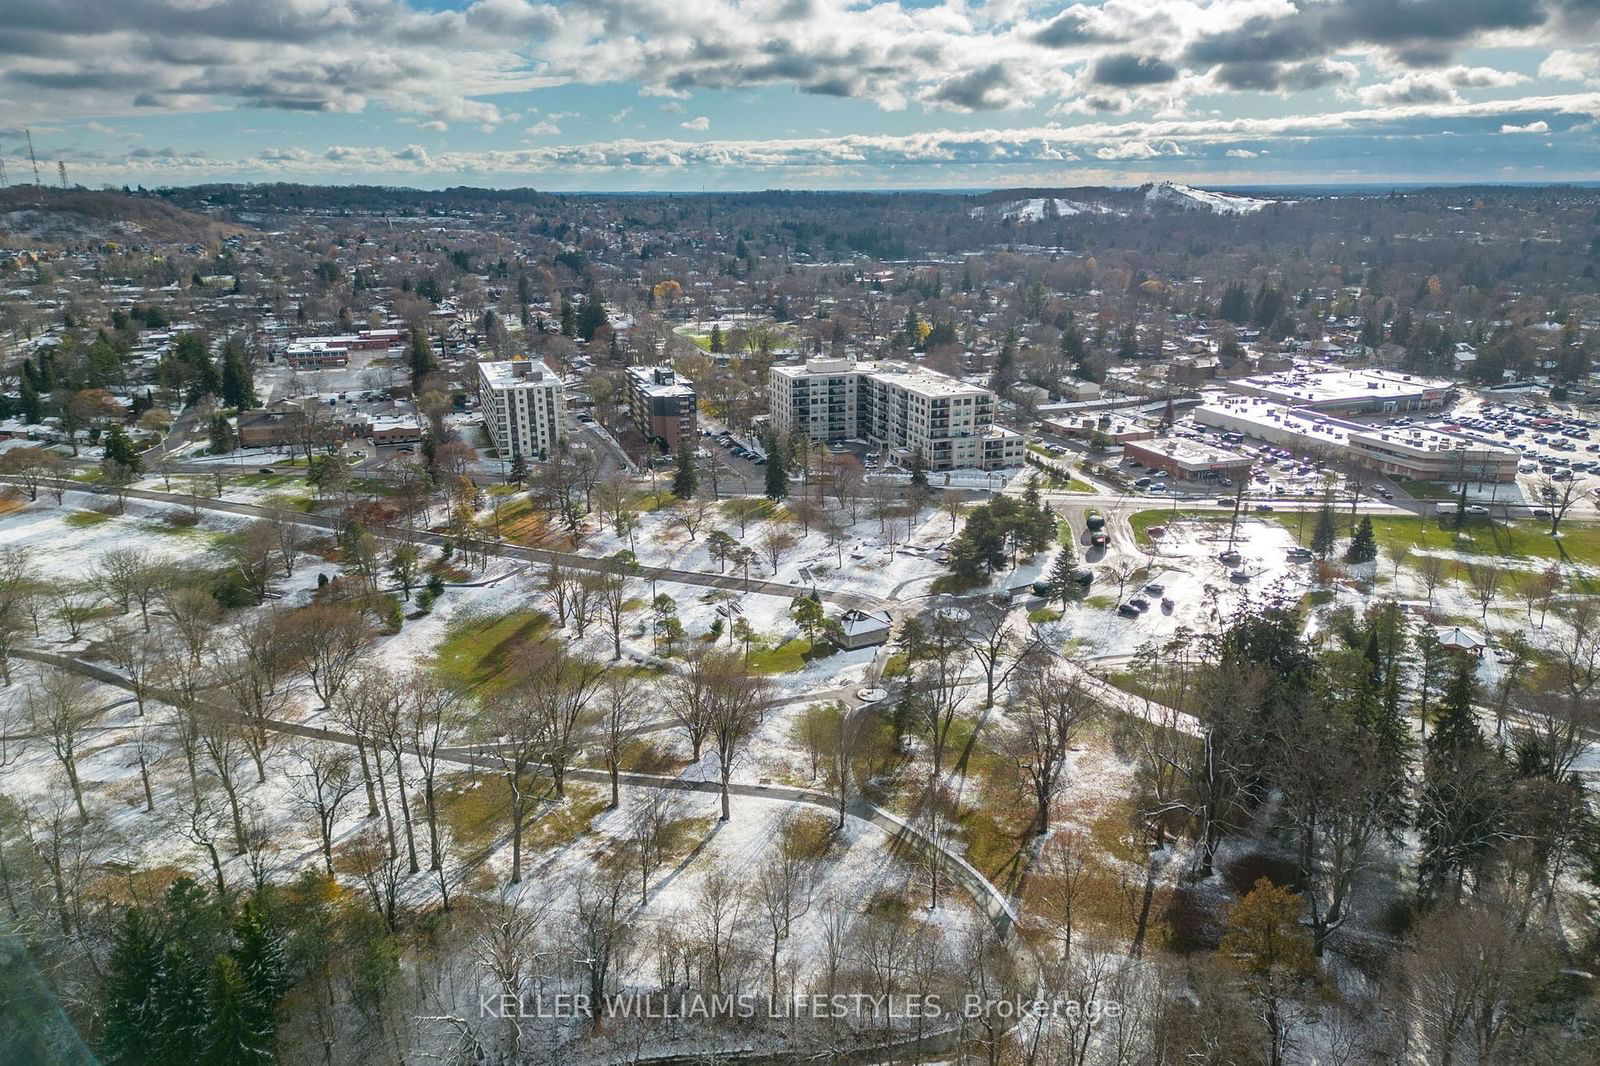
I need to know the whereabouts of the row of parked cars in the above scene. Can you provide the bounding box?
[1118,582,1175,618]
[702,428,766,465]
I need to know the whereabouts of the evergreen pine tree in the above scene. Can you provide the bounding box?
[231,898,287,1049]
[709,323,724,353]
[1430,656,1483,755]
[507,453,528,486]
[1047,546,1082,608]
[207,414,236,454]
[559,298,576,337]
[202,955,272,1066]
[1344,516,1378,563]
[102,425,144,474]
[219,342,257,410]
[103,907,168,1066]
[763,434,788,500]
[908,448,929,488]
[154,944,209,1064]
[18,377,40,424]
[576,288,607,341]
[1311,506,1338,560]
[672,436,697,498]
[408,328,434,384]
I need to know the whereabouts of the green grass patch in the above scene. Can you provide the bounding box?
[524,785,609,851]
[434,773,508,853]
[1084,594,1116,610]
[929,572,985,596]
[264,491,315,513]
[64,510,114,528]
[433,609,552,691]
[1398,480,1458,501]
[747,637,839,675]
[881,651,910,679]
[232,472,303,489]
[1028,607,1063,624]
[1274,513,1600,568]
[1128,509,1226,544]
[719,497,775,525]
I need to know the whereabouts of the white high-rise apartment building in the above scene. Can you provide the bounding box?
[477,359,564,459]
[769,358,1023,471]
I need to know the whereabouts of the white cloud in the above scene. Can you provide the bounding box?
[681,116,711,131]
[4,0,1596,135]
[1094,139,1185,160]
[525,121,562,136]
[419,120,448,132]
[1225,147,1258,157]
[610,107,633,124]
[1500,120,1550,133]
[1539,50,1599,84]
[1354,66,1528,108]
[47,91,1600,182]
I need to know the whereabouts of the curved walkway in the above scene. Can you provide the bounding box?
[11,645,1020,940]
[19,477,892,616]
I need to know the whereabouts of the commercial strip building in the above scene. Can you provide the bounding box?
[477,359,564,460]
[1123,436,1255,483]
[769,357,1024,471]
[624,365,698,452]
[1225,367,1453,415]
[1196,395,1519,482]
[281,328,404,369]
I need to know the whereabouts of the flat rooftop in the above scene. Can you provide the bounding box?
[626,365,696,398]
[774,358,989,399]
[479,359,558,388]
[1128,435,1253,467]
[1228,366,1452,406]
[1198,396,1516,460]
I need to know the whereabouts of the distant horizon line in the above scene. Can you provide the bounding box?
[82,178,1600,198]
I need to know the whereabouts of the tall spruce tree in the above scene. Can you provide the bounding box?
[763,433,788,500]
[908,447,929,488]
[672,435,697,498]
[103,908,168,1066]
[201,955,272,1066]
[1344,516,1377,563]
[102,425,143,475]
[408,328,434,384]
[219,342,257,410]
[1311,506,1338,560]
[1047,546,1081,608]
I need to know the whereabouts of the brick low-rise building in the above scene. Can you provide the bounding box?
[625,365,697,451]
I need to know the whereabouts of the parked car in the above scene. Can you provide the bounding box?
[1129,597,1151,611]
[1255,503,1275,512]
[1217,497,1237,507]
[1117,603,1142,618]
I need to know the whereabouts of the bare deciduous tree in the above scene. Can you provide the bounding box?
[1006,662,1099,834]
[289,742,360,875]
[27,668,97,822]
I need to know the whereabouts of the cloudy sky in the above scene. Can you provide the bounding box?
[4,0,1600,190]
